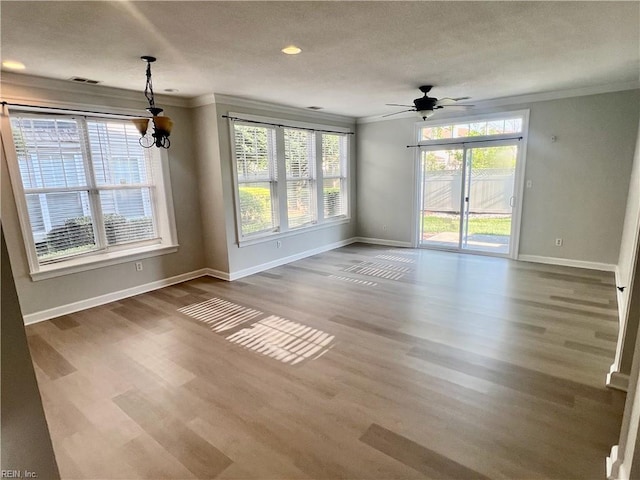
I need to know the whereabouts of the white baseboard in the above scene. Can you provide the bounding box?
[23,269,210,325]
[204,268,231,281]
[227,237,358,280]
[354,237,413,248]
[606,370,630,392]
[615,266,626,322]
[607,445,618,480]
[518,254,616,272]
[607,444,629,480]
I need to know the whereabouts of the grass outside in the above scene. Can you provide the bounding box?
[423,214,511,236]
[37,243,96,261]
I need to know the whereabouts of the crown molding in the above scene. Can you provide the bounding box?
[192,93,356,125]
[0,72,190,108]
[472,80,640,109]
[0,93,148,118]
[357,80,640,124]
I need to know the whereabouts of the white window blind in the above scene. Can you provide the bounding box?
[87,120,157,246]
[233,124,279,236]
[284,128,316,229]
[10,113,165,266]
[321,133,348,219]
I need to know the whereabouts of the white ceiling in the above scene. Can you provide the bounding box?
[1,1,638,118]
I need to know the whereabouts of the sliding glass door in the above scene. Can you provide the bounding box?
[419,142,519,256]
[462,144,517,253]
[420,147,464,249]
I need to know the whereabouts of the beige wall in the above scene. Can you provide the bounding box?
[1,76,206,316]
[357,89,640,264]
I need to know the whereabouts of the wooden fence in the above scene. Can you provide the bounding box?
[423,169,515,214]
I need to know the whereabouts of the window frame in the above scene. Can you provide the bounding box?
[229,113,351,246]
[284,127,317,230]
[3,107,178,281]
[320,133,349,221]
[233,122,280,237]
[415,110,528,147]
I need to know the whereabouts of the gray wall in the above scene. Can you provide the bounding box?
[192,102,230,274]
[1,77,206,316]
[1,226,60,479]
[357,116,416,243]
[195,98,358,276]
[357,89,640,264]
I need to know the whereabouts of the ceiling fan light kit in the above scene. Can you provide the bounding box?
[133,56,173,149]
[384,85,473,120]
[418,109,436,120]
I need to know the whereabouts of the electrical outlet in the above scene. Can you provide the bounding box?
[555,238,563,247]
[526,180,532,188]
[276,240,282,248]
[135,261,143,271]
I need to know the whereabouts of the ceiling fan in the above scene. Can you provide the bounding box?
[384,85,473,120]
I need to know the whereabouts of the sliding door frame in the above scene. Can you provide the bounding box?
[412,110,530,259]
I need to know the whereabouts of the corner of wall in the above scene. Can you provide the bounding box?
[191,101,230,274]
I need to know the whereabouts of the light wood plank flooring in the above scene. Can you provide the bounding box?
[26,244,625,479]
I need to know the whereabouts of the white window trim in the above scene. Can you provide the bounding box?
[228,112,351,247]
[1,106,179,280]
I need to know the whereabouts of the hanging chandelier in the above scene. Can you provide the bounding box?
[132,56,173,149]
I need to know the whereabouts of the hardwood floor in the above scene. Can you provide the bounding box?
[26,244,625,479]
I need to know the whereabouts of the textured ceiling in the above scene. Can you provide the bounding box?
[1,1,638,118]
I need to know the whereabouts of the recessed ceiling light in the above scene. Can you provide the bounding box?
[281,45,302,55]
[2,60,26,70]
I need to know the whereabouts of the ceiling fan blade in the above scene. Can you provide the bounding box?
[381,109,415,118]
[385,103,414,107]
[436,96,472,105]
[441,104,475,109]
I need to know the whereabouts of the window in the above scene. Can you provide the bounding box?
[6,112,177,277]
[230,115,350,242]
[234,124,278,236]
[284,128,316,228]
[322,134,348,219]
[420,117,523,141]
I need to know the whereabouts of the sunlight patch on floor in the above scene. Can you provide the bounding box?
[226,315,335,365]
[375,254,416,264]
[345,262,412,280]
[178,297,263,332]
[328,275,378,287]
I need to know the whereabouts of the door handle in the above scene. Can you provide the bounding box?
[509,196,515,207]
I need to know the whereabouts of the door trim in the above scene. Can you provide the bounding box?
[412,110,529,259]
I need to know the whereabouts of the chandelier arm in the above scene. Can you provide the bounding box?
[139,135,153,149]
